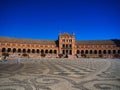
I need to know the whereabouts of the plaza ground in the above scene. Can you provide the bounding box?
[0,58,120,90]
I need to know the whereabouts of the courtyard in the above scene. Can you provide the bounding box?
[0,58,120,90]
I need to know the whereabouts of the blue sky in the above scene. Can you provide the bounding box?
[0,0,120,40]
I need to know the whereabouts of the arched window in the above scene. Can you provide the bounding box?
[27,49,31,53]
[103,50,106,54]
[36,49,40,53]
[81,50,84,54]
[69,44,72,48]
[99,50,102,54]
[54,50,57,54]
[90,50,92,54]
[2,48,6,52]
[76,50,79,54]
[49,50,52,54]
[108,50,111,54]
[70,50,72,55]
[13,48,16,53]
[113,50,116,54]
[32,49,35,53]
[62,44,65,48]
[66,44,68,48]
[18,49,21,53]
[23,49,26,53]
[63,50,65,54]
[7,48,11,52]
[94,50,97,54]
[66,50,68,54]
[45,50,48,54]
[85,50,88,54]
[41,49,44,54]
[118,50,120,54]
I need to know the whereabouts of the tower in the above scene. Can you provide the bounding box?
[58,32,75,57]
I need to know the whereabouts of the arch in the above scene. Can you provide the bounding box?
[85,50,88,54]
[62,44,65,48]
[66,50,68,54]
[27,49,31,53]
[36,49,40,53]
[23,49,26,53]
[45,50,48,54]
[41,49,44,54]
[69,50,72,55]
[98,50,102,54]
[13,48,16,53]
[94,50,97,54]
[62,50,65,54]
[54,50,57,54]
[81,50,84,54]
[32,49,35,53]
[113,50,116,54]
[76,50,79,54]
[90,50,92,54]
[2,48,6,52]
[7,48,11,52]
[69,44,72,48]
[118,50,120,54]
[18,48,21,53]
[49,50,52,54]
[66,44,68,48]
[108,50,111,54]
[103,50,106,54]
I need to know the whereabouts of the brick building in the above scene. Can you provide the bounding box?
[0,32,120,58]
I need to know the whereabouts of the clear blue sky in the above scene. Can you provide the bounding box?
[0,0,120,40]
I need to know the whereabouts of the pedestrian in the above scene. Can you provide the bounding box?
[17,54,21,64]
[0,56,4,63]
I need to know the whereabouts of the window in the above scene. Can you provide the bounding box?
[90,50,92,54]
[62,39,65,42]
[113,50,116,54]
[94,50,97,54]
[54,50,57,54]
[45,50,48,53]
[62,44,65,48]
[69,44,72,48]
[13,48,16,53]
[2,48,6,52]
[85,50,88,54]
[7,48,11,52]
[70,50,72,55]
[18,49,21,53]
[81,50,84,54]
[63,50,65,54]
[108,50,111,54]
[103,50,106,54]
[36,49,40,53]
[27,49,30,53]
[23,49,26,53]
[77,50,80,54]
[99,50,102,54]
[66,44,68,48]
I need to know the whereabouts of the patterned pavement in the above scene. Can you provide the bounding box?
[0,58,120,90]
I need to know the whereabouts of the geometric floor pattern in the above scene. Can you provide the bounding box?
[0,58,120,90]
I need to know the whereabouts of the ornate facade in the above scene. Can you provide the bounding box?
[0,33,120,58]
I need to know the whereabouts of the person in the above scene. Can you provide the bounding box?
[0,56,4,63]
[17,54,21,64]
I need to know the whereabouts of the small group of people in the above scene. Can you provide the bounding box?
[0,55,6,63]
[0,54,21,64]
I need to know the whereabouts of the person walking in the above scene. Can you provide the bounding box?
[17,54,21,64]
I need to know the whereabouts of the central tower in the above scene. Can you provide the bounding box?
[58,32,75,57]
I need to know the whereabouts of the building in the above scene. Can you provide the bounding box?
[0,32,120,58]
